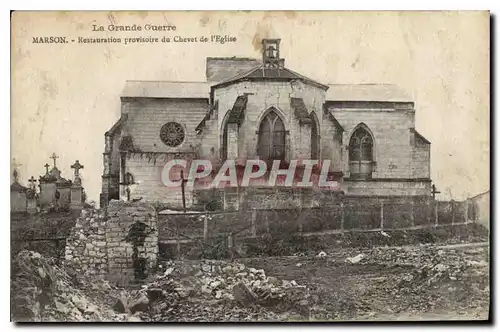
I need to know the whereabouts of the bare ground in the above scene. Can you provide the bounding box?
[237,243,489,321]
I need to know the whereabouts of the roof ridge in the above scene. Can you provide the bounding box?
[213,65,329,90]
[284,67,328,89]
[326,83,400,86]
[214,64,264,85]
[126,80,208,84]
[207,57,260,61]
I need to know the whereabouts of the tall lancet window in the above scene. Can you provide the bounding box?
[310,112,320,160]
[257,110,286,164]
[349,126,374,179]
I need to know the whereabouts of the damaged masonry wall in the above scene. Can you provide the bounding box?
[65,201,158,286]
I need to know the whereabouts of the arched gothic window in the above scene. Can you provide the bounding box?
[257,110,286,163]
[349,126,374,179]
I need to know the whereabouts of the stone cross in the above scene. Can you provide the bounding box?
[28,176,37,189]
[50,153,59,168]
[44,163,50,175]
[431,184,441,200]
[71,160,84,177]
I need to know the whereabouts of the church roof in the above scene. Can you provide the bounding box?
[410,128,431,145]
[106,114,128,137]
[212,65,329,90]
[10,181,26,192]
[120,81,412,103]
[325,84,412,103]
[121,81,211,99]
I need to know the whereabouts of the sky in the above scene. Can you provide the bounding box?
[11,11,490,202]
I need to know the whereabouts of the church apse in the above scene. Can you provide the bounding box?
[100,37,432,210]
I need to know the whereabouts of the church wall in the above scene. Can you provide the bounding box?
[214,81,326,163]
[121,98,209,154]
[344,179,431,196]
[101,130,122,205]
[321,117,343,172]
[109,131,122,176]
[123,152,194,209]
[411,145,431,178]
[198,116,219,160]
[331,108,415,179]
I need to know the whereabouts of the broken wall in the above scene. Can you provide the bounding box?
[65,201,158,286]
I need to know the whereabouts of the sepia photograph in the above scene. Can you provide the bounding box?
[10,10,490,322]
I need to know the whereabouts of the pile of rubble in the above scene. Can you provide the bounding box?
[117,260,310,321]
[341,245,490,315]
[11,250,127,322]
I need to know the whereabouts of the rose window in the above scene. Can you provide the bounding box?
[160,122,185,147]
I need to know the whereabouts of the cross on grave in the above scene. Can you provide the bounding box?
[44,163,50,175]
[71,160,84,177]
[28,176,37,189]
[177,170,189,213]
[50,153,59,168]
[431,184,441,200]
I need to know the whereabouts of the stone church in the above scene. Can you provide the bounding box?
[100,39,431,210]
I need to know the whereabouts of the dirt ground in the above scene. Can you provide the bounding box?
[11,229,490,322]
[238,243,490,321]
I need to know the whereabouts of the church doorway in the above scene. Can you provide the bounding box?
[257,110,286,165]
[349,125,374,179]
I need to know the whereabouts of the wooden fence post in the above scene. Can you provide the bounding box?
[464,200,469,224]
[298,209,303,234]
[251,209,257,237]
[176,219,181,257]
[434,201,439,227]
[427,200,431,225]
[203,212,208,242]
[451,201,455,225]
[410,199,415,227]
[380,201,384,230]
[340,202,345,233]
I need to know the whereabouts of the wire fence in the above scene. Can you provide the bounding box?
[157,197,473,257]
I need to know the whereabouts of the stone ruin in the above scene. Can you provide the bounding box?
[64,200,158,286]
